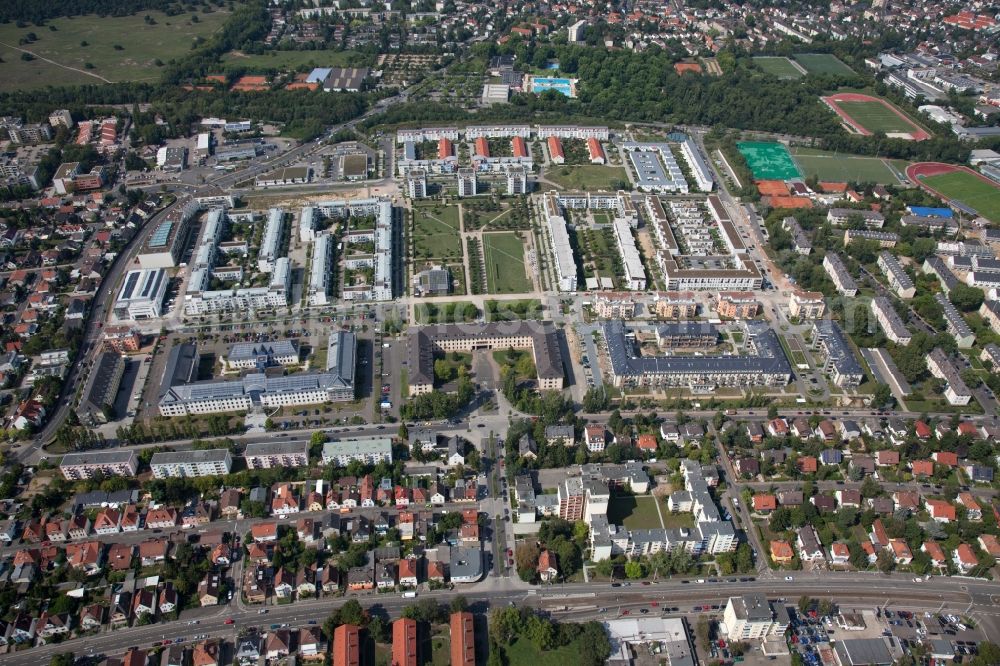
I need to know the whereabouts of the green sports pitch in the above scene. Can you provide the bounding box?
[753,56,804,79]
[789,147,905,185]
[737,141,802,180]
[922,172,1000,223]
[792,53,856,76]
[835,100,920,135]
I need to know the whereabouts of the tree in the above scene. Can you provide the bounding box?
[798,595,814,614]
[50,654,74,666]
[736,542,754,573]
[450,595,469,613]
[949,284,984,312]
[624,560,646,579]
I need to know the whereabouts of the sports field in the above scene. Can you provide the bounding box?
[737,141,802,180]
[222,49,364,72]
[793,53,856,76]
[483,232,531,293]
[823,93,930,140]
[789,147,905,185]
[920,171,1000,223]
[0,10,230,89]
[754,56,805,79]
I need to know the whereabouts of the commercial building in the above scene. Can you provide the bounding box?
[611,218,647,290]
[927,348,973,405]
[827,208,885,229]
[114,268,168,320]
[321,437,393,466]
[412,266,451,297]
[788,290,825,319]
[456,168,477,197]
[60,451,139,480]
[871,297,912,345]
[224,340,299,370]
[878,252,915,298]
[935,293,975,348]
[407,322,565,395]
[149,449,233,478]
[680,138,714,192]
[621,142,687,192]
[78,352,126,426]
[602,320,791,391]
[158,333,356,416]
[137,199,200,268]
[481,84,510,106]
[823,254,858,297]
[604,617,695,666]
[812,320,864,388]
[258,208,285,273]
[722,595,789,640]
[244,441,310,469]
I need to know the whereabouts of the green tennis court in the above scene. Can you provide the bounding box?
[737,141,802,180]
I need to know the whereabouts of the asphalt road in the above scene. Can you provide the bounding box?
[8,573,997,665]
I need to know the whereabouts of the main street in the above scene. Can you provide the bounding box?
[7,572,997,666]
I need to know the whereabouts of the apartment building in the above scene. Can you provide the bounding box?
[871,297,912,345]
[812,320,863,387]
[878,252,916,298]
[244,442,310,469]
[788,290,825,319]
[321,437,393,466]
[150,449,233,478]
[823,254,858,297]
[60,451,139,480]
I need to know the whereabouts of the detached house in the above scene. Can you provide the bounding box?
[925,499,956,523]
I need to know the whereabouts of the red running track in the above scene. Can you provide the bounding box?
[906,162,1000,201]
[821,92,931,141]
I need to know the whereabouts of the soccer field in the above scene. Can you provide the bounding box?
[921,172,1000,223]
[754,56,804,79]
[737,141,802,180]
[790,148,905,184]
[483,232,531,293]
[793,53,856,76]
[836,101,920,134]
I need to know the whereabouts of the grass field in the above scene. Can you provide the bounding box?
[921,171,1000,223]
[737,141,802,180]
[483,232,531,293]
[835,100,919,134]
[221,49,365,72]
[0,10,230,89]
[793,53,856,76]
[411,203,463,261]
[607,496,663,530]
[754,56,804,79]
[789,147,905,184]
[505,638,584,666]
[547,165,628,191]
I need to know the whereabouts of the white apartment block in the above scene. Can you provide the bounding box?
[878,251,915,298]
[680,139,715,192]
[258,208,285,273]
[788,290,826,319]
[464,125,532,139]
[244,442,309,469]
[406,169,427,199]
[722,595,788,641]
[535,125,609,140]
[60,451,139,480]
[871,297,912,345]
[823,254,858,297]
[611,218,647,290]
[543,193,578,292]
[456,168,477,197]
[395,127,459,144]
[309,233,334,306]
[149,449,233,478]
[321,437,394,466]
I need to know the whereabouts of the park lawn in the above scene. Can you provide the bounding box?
[836,100,920,134]
[922,171,1000,223]
[505,638,587,666]
[414,301,479,325]
[547,165,628,191]
[754,56,804,79]
[789,147,904,184]
[411,203,463,261]
[483,232,531,294]
[0,10,230,88]
[607,496,663,530]
[485,299,543,321]
[793,53,856,76]
[221,49,366,72]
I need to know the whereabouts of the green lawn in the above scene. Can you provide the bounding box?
[414,302,480,324]
[411,204,463,262]
[737,141,802,180]
[660,509,696,529]
[485,299,543,321]
[0,10,231,89]
[836,100,920,134]
[789,147,905,184]
[505,638,588,666]
[921,171,1000,223]
[482,232,531,294]
[754,56,804,79]
[428,632,451,666]
[793,53,856,76]
[547,165,628,191]
[607,495,663,529]
[221,49,366,72]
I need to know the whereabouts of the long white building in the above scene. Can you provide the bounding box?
[149,449,233,478]
[535,125,609,140]
[309,233,334,306]
[321,436,394,466]
[184,256,289,315]
[258,208,285,272]
[679,138,715,192]
[611,217,647,290]
[871,296,912,345]
[543,192,579,291]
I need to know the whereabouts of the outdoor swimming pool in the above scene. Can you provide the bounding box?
[530,76,575,97]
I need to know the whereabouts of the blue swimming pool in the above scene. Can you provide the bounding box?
[531,76,574,96]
